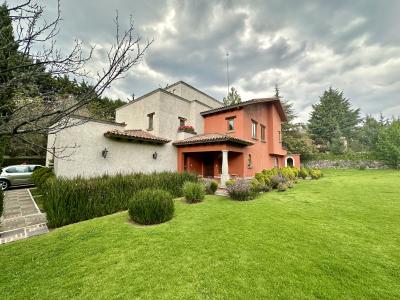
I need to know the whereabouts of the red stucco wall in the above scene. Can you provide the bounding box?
[202,102,288,176]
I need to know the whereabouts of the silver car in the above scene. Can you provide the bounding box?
[0,165,43,190]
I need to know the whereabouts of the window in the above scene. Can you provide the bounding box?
[260,125,266,141]
[178,117,186,127]
[278,131,282,143]
[251,120,257,139]
[227,117,235,131]
[248,154,253,169]
[6,166,29,173]
[274,157,279,167]
[147,112,155,131]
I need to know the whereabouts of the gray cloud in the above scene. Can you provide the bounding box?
[9,0,400,121]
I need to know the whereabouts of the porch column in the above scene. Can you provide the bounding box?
[221,150,230,187]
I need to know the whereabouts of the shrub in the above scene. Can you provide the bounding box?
[0,189,4,218]
[202,178,218,195]
[32,167,55,191]
[226,179,256,201]
[280,167,296,181]
[299,168,308,179]
[253,174,272,192]
[128,189,174,225]
[270,175,287,189]
[250,178,263,193]
[277,182,288,192]
[287,181,294,188]
[183,181,206,203]
[225,179,236,187]
[291,167,299,178]
[310,169,323,179]
[42,171,197,228]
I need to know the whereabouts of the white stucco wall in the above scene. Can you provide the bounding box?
[165,82,223,109]
[115,89,218,139]
[49,82,223,179]
[47,118,176,179]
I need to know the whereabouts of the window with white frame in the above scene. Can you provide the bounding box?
[251,120,257,139]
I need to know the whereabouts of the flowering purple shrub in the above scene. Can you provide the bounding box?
[226,179,256,201]
[270,175,288,189]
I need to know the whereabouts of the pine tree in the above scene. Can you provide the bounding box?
[374,119,400,167]
[330,127,346,154]
[0,3,19,116]
[223,87,241,106]
[276,84,316,159]
[308,87,360,147]
[0,4,20,164]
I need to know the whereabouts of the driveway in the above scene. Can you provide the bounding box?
[0,188,48,244]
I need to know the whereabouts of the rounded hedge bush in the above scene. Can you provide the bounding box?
[32,167,55,190]
[277,182,288,192]
[183,181,206,203]
[299,168,308,179]
[310,169,323,179]
[202,178,218,195]
[128,189,174,225]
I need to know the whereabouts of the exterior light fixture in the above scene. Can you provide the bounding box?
[102,148,109,158]
[152,152,158,159]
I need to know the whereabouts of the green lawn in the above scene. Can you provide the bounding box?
[1,169,400,299]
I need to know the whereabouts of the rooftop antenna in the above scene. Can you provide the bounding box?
[226,50,230,95]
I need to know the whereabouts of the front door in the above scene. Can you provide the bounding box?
[203,156,214,177]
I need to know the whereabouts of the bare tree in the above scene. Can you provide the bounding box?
[0,1,152,153]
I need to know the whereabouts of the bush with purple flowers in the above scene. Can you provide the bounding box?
[270,175,288,189]
[226,179,256,201]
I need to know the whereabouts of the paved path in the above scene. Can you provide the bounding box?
[0,189,48,244]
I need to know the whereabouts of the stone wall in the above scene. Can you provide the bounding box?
[303,160,387,169]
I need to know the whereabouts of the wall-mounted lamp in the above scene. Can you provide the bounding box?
[102,148,109,159]
[152,152,158,159]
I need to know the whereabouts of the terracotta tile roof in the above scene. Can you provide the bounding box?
[173,133,254,146]
[200,97,287,121]
[104,129,170,144]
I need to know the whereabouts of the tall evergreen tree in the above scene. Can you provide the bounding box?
[0,3,19,116]
[276,84,316,159]
[374,119,400,167]
[0,3,20,163]
[308,87,360,147]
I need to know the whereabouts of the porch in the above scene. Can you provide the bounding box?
[173,133,254,186]
[183,150,244,182]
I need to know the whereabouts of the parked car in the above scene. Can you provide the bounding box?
[0,165,43,190]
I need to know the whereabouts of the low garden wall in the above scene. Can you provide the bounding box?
[303,160,387,169]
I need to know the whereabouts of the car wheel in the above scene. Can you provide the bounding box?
[0,180,9,191]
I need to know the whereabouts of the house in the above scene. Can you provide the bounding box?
[47,81,300,185]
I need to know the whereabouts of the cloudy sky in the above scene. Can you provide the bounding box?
[11,0,400,122]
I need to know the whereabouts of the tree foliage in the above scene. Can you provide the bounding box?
[308,87,360,147]
[277,85,316,160]
[223,87,241,106]
[0,1,151,160]
[330,127,346,155]
[373,119,400,167]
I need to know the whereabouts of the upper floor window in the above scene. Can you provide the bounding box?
[226,116,235,131]
[278,131,282,143]
[260,125,266,141]
[178,117,186,127]
[147,112,155,131]
[251,120,257,139]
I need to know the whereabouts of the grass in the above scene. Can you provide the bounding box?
[1,169,400,299]
[29,188,44,212]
